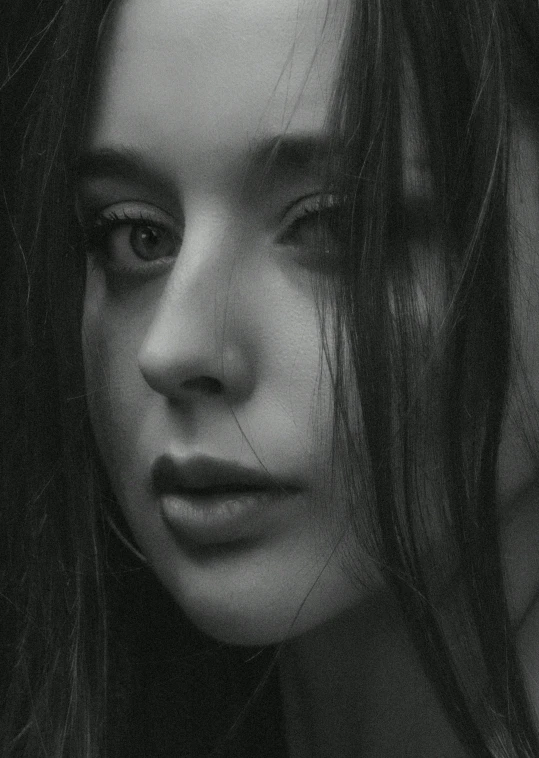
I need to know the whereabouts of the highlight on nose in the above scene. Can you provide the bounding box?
[137,321,255,401]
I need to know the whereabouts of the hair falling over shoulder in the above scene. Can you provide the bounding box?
[2,0,539,755]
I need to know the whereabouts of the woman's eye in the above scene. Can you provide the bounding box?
[124,223,176,261]
[83,206,180,279]
[279,194,341,256]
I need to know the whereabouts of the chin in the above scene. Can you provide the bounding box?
[167,584,303,646]
[134,509,365,647]
[162,566,362,648]
[183,606,294,646]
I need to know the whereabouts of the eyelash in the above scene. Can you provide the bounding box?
[279,194,340,246]
[83,208,179,280]
[82,194,341,284]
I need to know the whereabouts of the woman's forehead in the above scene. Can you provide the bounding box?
[90,0,349,155]
[88,0,428,197]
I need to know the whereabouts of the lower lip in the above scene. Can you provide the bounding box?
[159,489,293,546]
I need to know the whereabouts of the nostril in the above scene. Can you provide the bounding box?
[138,331,253,401]
[181,376,224,395]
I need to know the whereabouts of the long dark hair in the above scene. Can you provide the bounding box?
[329,1,539,755]
[2,0,539,755]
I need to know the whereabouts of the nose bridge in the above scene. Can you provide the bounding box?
[137,210,254,399]
[166,216,238,336]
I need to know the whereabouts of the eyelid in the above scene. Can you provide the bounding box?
[279,192,340,231]
[80,200,182,290]
[82,200,179,230]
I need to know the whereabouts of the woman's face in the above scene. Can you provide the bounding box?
[81,0,364,645]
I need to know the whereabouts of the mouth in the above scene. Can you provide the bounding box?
[152,454,287,494]
[151,454,300,546]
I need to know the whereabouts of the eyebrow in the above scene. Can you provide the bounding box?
[74,146,177,195]
[248,134,332,175]
[74,134,332,189]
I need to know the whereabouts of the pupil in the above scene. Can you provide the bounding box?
[131,225,164,259]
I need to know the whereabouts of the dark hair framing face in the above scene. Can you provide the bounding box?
[330,4,535,754]
[2,0,539,755]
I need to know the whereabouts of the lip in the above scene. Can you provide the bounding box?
[151,454,300,546]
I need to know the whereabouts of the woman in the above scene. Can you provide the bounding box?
[2,0,539,755]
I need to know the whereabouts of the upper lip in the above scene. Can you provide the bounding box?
[151,454,295,495]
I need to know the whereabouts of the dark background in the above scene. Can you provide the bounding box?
[1,1,58,274]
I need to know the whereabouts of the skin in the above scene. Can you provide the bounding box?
[81,0,365,647]
[80,3,459,754]
[80,0,539,753]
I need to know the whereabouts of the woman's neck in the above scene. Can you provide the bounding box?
[278,592,465,758]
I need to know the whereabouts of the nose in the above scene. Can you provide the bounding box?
[137,219,256,403]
